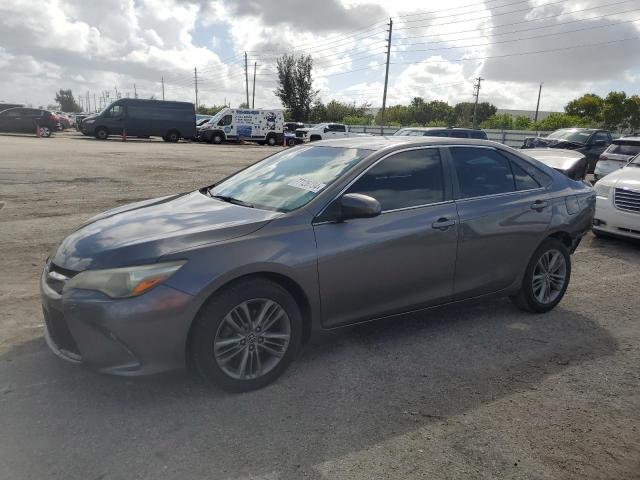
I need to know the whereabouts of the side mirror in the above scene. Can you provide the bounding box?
[324,127,329,133]
[339,193,381,221]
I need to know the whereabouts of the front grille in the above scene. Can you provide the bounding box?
[614,188,640,213]
[43,306,81,356]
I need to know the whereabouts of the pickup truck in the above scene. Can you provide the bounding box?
[295,123,371,142]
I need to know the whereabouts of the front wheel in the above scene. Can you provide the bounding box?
[190,278,302,392]
[165,130,180,142]
[95,127,108,140]
[266,135,277,146]
[511,238,571,313]
[39,126,52,137]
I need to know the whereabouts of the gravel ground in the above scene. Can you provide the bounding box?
[1,132,639,480]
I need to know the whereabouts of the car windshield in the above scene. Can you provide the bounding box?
[608,142,640,156]
[208,146,371,212]
[629,154,640,166]
[547,129,591,144]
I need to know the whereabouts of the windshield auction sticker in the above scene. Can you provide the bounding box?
[287,177,326,193]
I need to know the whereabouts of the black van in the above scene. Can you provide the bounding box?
[81,99,196,142]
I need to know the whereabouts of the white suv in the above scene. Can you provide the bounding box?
[594,137,640,181]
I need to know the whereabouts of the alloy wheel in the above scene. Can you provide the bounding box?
[213,298,291,380]
[532,249,567,304]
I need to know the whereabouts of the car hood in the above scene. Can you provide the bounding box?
[599,166,640,189]
[52,191,281,271]
[523,137,586,150]
[524,149,585,172]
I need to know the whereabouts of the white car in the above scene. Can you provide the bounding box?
[593,153,640,240]
[295,123,371,142]
[594,137,640,181]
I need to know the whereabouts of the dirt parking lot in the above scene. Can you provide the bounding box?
[1,132,639,480]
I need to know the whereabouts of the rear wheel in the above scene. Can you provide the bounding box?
[266,134,277,146]
[190,278,302,392]
[39,126,52,137]
[511,238,571,313]
[95,127,108,140]
[165,130,180,142]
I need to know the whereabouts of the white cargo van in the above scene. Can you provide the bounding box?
[200,108,284,146]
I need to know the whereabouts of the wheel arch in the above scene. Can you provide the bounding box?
[185,271,314,366]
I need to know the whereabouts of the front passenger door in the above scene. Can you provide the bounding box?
[313,147,459,327]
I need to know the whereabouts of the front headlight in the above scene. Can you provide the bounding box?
[65,260,186,298]
[594,182,610,199]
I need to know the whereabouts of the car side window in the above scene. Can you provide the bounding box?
[218,114,232,126]
[469,131,487,139]
[510,161,540,190]
[450,130,468,138]
[422,130,448,137]
[346,148,445,211]
[450,147,515,199]
[593,131,609,144]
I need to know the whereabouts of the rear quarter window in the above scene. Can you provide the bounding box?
[607,142,640,156]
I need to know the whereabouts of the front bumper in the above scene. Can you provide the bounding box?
[593,195,640,240]
[40,265,198,376]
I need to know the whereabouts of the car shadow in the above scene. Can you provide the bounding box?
[0,298,617,479]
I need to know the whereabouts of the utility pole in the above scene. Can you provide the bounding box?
[93,93,97,112]
[244,52,250,108]
[534,83,543,124]
[134,84,138,99]
[86,91,90,112]
[114,86,119,100]
[161,76,165,101]
[472,76,484,128]
[252,62,257,108]
[194,67,199,110]
[380,18,393,135]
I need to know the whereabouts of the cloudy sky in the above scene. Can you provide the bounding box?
[1,0,639,113]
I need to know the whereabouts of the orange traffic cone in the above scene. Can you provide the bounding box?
[122,129,127,141]
[36,123,41,138]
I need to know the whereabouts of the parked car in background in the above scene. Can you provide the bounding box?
[522,128,612,174]
[195,117,212,141]
[196,114,213,122]
[55,112,72,130]
[284,121,304,132]
[199,108,284,146]
[0,103,24,111]
[295,123,371,142]
[41,137,594,391]
[284,121,305,146]
[0,107,58,137]
[81,99,196,141]
[594,137,640,182]
[593,153,640,240]
[394,127,488,140]
[523,149,588,181]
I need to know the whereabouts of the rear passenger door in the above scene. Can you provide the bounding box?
[446,146,551,299]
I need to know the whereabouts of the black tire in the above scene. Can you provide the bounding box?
[166,130,180,143]
[95,127,109,140]
[39,126,52,138]
[287,138,295,147]
[211,133,223,144]
[266,134,277,146]
[190,278,302,392]
[510,238,571,313]
[592,228,609,239]
[309,135,321,142]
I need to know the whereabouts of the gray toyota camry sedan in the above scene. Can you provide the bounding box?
[41,137,595,391]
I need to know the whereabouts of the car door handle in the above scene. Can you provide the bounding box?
[431,217,456,230]
[530,200,548,211]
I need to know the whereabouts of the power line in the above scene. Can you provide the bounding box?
[395,0,635,40]
[394,7,640,46]
[392,16,640,53]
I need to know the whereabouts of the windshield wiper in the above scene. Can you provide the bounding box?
[208,192,255,208]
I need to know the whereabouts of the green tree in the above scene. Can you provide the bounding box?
[513,115,533,130]
[375,105,411,125]
[454,102,496,127]
[602,91,627,130]
[343,115,372,125]
[274,54,318,121]
[564,93,603,122]
[197,104,226,115]
[534,113,590,131]
[481,114,513,130]
[625,95,640,132]
[54,89,81,112]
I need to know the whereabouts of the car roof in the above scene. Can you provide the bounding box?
[308,136,498,150]
[399,127,483,131]
[524,148,585,160]
[613,137,640,143]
